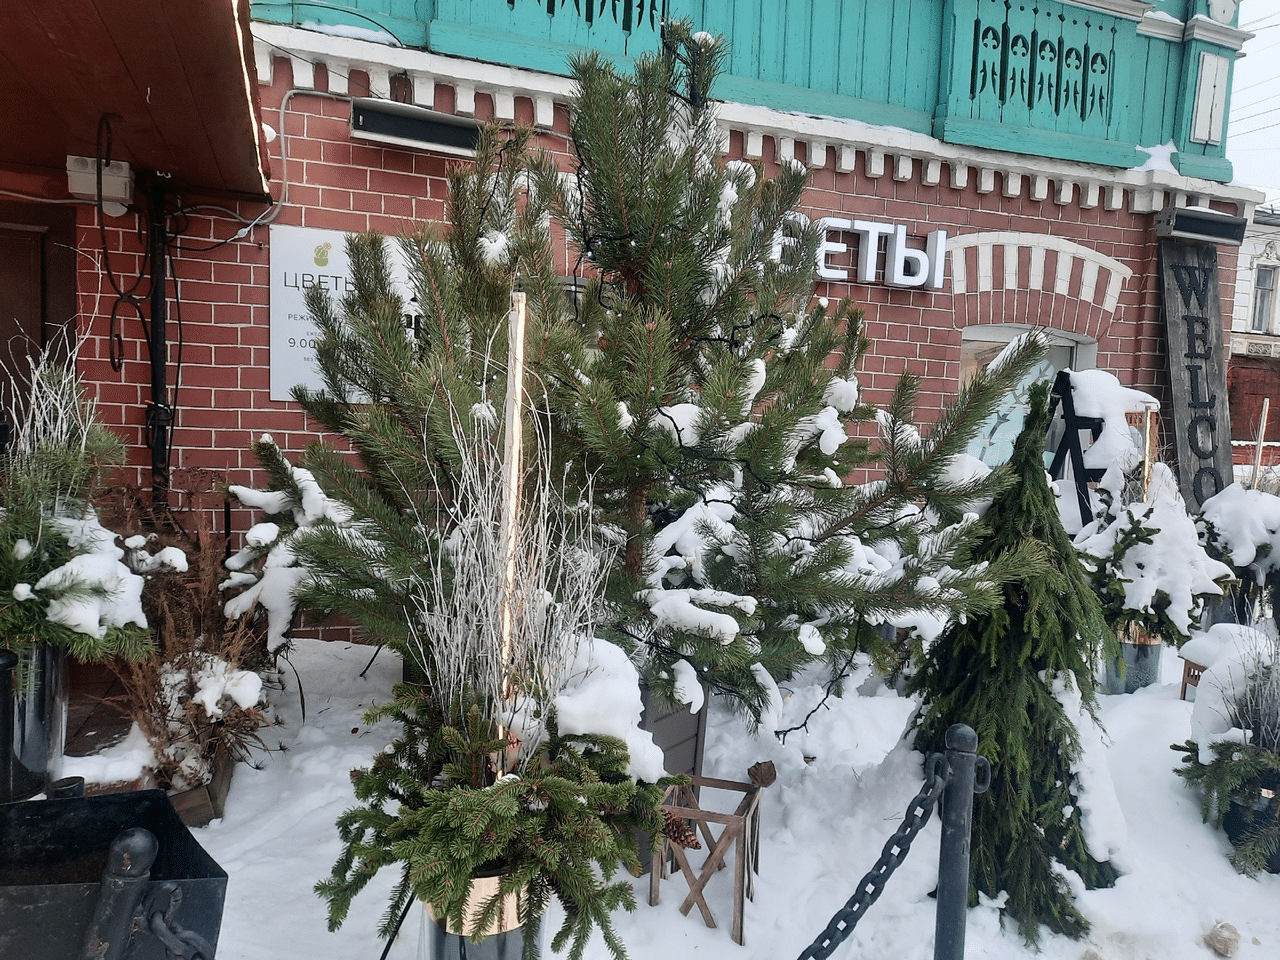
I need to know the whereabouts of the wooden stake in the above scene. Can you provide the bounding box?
[497,291,527,772]
[1142,407,1153,496]
[1252,397,1270,490]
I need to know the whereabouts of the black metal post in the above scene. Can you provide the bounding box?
[0,649,16,803]
[80,827,159,960]
[147,175,171,509]
[934,723,990,960]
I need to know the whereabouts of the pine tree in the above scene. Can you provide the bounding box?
[534,24,1046,722]
[276,23,1045,725]
[284,125,578,650]
[909,380,1118,943]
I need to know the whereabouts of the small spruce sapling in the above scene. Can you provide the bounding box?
[910,380,1118,943]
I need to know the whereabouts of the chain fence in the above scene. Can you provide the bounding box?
[795,723,991,960]
[795,752,950,960]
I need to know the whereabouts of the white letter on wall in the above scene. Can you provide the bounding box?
[851,220,894,283]
[925,230,948,289]
[815,217,852,281]
[887,225,928,287]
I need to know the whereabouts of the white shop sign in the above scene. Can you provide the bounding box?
[775,214,948,290]
[269,224,413,401]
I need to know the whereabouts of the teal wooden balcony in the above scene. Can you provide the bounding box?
[251,0,1243,181]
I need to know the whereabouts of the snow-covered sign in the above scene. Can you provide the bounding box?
[268,225,413,401]
[1159,240,1233,510]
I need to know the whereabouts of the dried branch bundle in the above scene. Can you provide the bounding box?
[406,402,611,771]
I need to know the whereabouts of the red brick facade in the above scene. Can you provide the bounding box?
[2,52,1245,502]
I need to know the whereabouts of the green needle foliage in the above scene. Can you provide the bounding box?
[269,23,1045,726]
[0,346,151,663]
[531,24,1047,722]
[316,690,674,960]
[1174,739,1280,876]
[910,381,1118,943]
[1174,649,1280,876]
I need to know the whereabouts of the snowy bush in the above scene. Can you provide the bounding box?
[1075,463,1233,644]
[222,433,349,651]
[1200,483,1280,632]
[1200,483,1280,582]
[0,342,152,661]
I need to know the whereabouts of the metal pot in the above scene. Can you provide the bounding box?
[2,644,68,801]
[424,868,532,960]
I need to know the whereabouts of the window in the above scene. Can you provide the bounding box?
[1252,265,1276,333]
[960,325,1097,467]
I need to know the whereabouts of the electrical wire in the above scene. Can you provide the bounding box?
[0,189,83,205]
[94,116,154,373]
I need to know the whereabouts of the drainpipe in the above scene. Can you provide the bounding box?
[146,175,171,508]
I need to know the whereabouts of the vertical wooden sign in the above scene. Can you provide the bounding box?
[1160,240,1234,510]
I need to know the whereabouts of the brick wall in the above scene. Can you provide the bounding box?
[44,53,1236,506]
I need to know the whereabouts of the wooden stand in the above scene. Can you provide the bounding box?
[168,747,234,827]
[649,775,761,945]
[1179,657,1207,701]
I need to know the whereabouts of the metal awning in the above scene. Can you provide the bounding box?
[0,0,271,202]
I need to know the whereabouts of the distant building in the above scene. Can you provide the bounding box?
[1229,203,1280,472]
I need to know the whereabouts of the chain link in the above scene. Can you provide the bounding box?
[795,753,952,960]
[144,882,216,960]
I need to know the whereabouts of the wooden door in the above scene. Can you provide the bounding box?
[0,204,77,441]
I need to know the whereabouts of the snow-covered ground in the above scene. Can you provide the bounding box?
[170,638,1280,960]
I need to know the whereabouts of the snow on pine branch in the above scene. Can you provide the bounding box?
[222,434,352,651]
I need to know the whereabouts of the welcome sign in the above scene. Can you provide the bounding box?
[1160,240,1233,510]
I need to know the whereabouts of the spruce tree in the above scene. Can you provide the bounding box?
[909,380,1118,943]
[277,23,1045,725]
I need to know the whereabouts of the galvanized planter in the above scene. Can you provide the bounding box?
[0,789,227,959]
[3,644,68,802]
[1103,640,1163,695]
[637,682,707,875]
[423,868,533,960]
[639,682,707,782]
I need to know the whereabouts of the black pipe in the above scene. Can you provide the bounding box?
[934,723,990,960]
[0,649,17,803]
[147,175,171,509]
[80,827,159,960]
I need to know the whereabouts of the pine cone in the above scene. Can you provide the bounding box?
[747,761,777,788]
[662,810,701,849]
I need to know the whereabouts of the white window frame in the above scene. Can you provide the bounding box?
[1252,262,1278,334]
[959,323,1097,384]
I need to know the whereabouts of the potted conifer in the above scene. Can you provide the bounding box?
[0,344,152,800]
[1174,624,1280,875]
[313,404,676,960]
[1075,462,1233,694]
